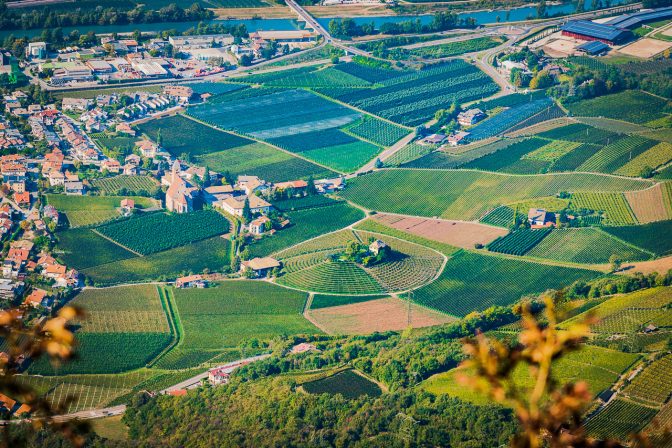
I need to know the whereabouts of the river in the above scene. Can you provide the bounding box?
[0,0,634,41]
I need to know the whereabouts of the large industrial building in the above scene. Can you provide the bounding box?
[560,20,631,45]
[604,6,672,29]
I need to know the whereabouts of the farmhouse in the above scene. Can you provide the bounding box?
[248,216,271,235]
[457,108,486,126]
[64,180,85,195]
[369,239,387,256]
[175,274,208,289]
[101,159,122,174]
[163,85,193,104]
[528,208,555,228]
[423,134,446,145]
[208,367,231,386]
[237,175,270,195]
[315,177,345,194]
[447,131,470,146]
[241,257,281,278]
[274,180,308,195]
[220,195,272,217]
[23,288,49,308]
[120,198,135,213]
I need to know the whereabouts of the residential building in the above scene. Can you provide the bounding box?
[208,367,230,386]
[175,274,208,289]
[220,195,272,217]
[457,108,486,126]
[241,257,281,278]
[447,131,470,146]
[248,216,271,235]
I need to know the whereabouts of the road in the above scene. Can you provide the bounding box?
[2,354,271,425]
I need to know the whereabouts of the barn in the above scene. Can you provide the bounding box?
[560,20,631,45]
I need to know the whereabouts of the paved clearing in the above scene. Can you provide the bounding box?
[308,297,456,334]
[371,213,507,249]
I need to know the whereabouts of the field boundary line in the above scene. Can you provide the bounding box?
[181,113,345,175]
[594,228,657,259]
[466,247,610,273]
[302,293,332,334]
[148,286,182,368]
[90,229,144,257]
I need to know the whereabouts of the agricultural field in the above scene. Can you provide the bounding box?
[96,211,231,255]
[276,230,444,294]
[403,36,504,59]
[560,287,672,334]
[29,286,172,375]
[308,297,455,334]
[486,228,551,256]
[135,114,252,158]
[423,345,638,405]
[623,355,672,407]
[385,142,437,166]
[624,183,672,223]
[566,90,671,125]
[463,137,550,174]
[466,98,554,141]
[339,169,652,221]
[570,192,638,226]
[309,293,389,309]
[301,369,382,399]
[525,228,652,264]
[81,236,231,286]
[247,203,364,258]
[412,251,599,316]
[369,213,506,249]
[90,176,159,196]
[196,142,336,182]
[344,116,410,147]
[172,281,317,353]
[604,220,672,256]
[585,399,658,442]
[615,142,672,176]
[318,60,499,126]
[577,135,658,174]
[57,228,138,270]
[46,194,157,228]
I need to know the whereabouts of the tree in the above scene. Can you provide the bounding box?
[242,198,251,224]
[202,166,211,188]
[306,176,317,196]
[610,255,623,272]
[156,128,163,147]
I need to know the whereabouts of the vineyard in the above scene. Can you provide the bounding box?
[463,137,549,173]
[536,123,619,145]
[136,115,252,158]
[566,90,670,124]
[345,116,410,147]
[57,228,137,270]
[405,138,523,169]
[412,251,598,316]
[623,355,672,407]
[577,135,657,174]
[466,98,554,141]
[96,211,230,255]
[525,228,652,264]
[486,228,551,256]
[340,169,652,221]
[585,399,658,442]
[81,236,231,286]
[301,369,382,399]
[480,206,516,228]
[318,60,499,126]
[277,260,386,295]
[172,281,316,351]
[91,175,159,196]
[523,139,581,162]
[404,36,503,59]
[615,142,672,176]
[310,294,389,309]
[604,220,672,256]
[570,192,638,226]
[385,142,436,166]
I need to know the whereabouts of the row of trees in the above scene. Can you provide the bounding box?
[328,12,477,39]
[0,2,214,32]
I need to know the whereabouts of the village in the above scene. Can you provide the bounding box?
[24,30,319,88]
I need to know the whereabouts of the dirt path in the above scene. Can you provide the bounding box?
[90,229,144,257]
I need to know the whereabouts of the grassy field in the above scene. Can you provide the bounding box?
[301,369,382,399]
[29,286,171,375]
[422,344,638,404]
[96,211,230,255]
[412,251,599,316]
[81,236,231,286]
[46,194,157,228]
[339,169,652,221]
[525,228,652,264]
[172,281,317,351]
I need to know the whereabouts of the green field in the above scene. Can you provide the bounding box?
[310,294,389,309]
[339,169,652,221]
[248,203,365,258]
[57,228,137,270]
[570,192,638,226]
[423,345,638,405]
[91,176,159,196]
[29,286,171,375]
[486,228,551,256]
[96,211,230,255]
[603,220,672,256]
[46,194,157,228]
[566,90,670,125]
[172,281,317,352]
[623,355,672,407]
[412,251,599,316]
[585,399,658,442]
[301,369,382,399]
[525,228,652,264]
[81,236,231,286]
[135,115,252,158]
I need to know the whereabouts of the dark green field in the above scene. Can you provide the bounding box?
[302,369,382,399]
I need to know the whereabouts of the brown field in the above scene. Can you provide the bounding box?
[625,184,671,223]
[308,297,455,334]
[371,213,507,248]
[618,38,672,58]
[621,256,672,276]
